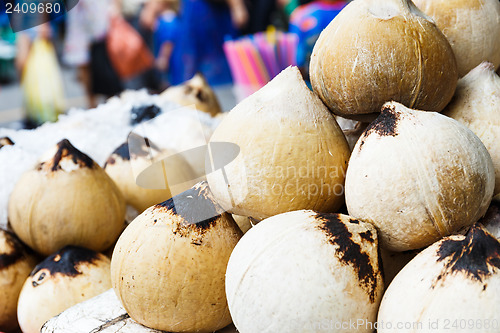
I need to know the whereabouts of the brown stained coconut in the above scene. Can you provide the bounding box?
[310,0,458,120]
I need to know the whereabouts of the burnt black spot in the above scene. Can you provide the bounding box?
[104,135,160,167]
[0,230,28,270]
[130,104,161,125]
[359,230,374,243]
[316,213,380,303]
[359,105,399,147]
[436,224,500,283]
[30,246,101,278]
[155,182,221,231]
[0,137,14,149]
[38,139,94,172]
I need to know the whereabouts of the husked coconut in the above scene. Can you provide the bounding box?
[310,0,458,120]
[207,66,350,220]
[0,230,36,332]
[346,102,495,251]
[378,224,500,333]
[111,182,242,332]
[17,246,111,333]
[161,73,222,116]
[8,139,126,255]
[226,211,384,333]
[104,134,196,213]
[413,0,500,77]
[444,62,500,195]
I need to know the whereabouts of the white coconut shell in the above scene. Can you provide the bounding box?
[207,66,350,220]
[346,102,495,251]
[0,230,36,332]
[17,246,111,333]
[8,139,126,255]
[310,0,458,120]
[111,182,242,332]
[226,210,383,333]
[41,289,238,333]
[378,224,500,332]
[104,136,196,213]
[413,0,500,77]
[444,62,500,195]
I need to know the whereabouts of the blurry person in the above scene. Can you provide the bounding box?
[153,0,248,87]
[63,0,118,108]
[289,0,347,80]
[153,0,180,85]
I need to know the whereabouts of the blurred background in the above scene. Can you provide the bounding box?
[0,0,350,128]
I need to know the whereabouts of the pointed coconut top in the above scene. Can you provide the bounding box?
[458,61,500,90]
[365,0,433,21]
[38,139,95,173]
[105,133,160,167]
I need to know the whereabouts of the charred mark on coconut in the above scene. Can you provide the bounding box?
[155,182,222,237]
[105,134,159,167]
[316,213,380,302]
[30,246,101,280]
[435,225,500,285]
[0,231,26,270]
[0,137,14,149]
[38,139,95,172]
[130,104,161,125]
[358,105,399,149]
[359,230,374,243]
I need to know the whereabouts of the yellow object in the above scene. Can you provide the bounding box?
[22,39,65,125]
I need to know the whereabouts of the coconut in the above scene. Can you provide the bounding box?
[8,139,126,255]
[346,101,495,251]
[226,210,383,333]
[231,214,253,234]
[413,0,500,77]
[0,230,36,332]
[111,182,242,332]
[444,62,500,195]
[160,73,222,116]
[17,246,111,333]
[207,66,350,220]
[378,224,500,332]
[0,137,14,149]
[104,134,196,213]
[310,0,458,120]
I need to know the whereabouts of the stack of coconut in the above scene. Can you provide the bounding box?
[3,0,500,332]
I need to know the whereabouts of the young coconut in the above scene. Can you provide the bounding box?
[104,135,196,213]
[111,181,242,332]
[226,210,384,333]
[345,102,495,251]
[160,73,222,116]
[378,224,500,332]
[444,62,500,195]
[17,246,111,333]
[413,0,500,77]
[8,139,126,255]
[0,230,36,332]
[206,66,350,220]
[310,0,458,120]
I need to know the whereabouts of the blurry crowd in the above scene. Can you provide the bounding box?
[0,0,349,124]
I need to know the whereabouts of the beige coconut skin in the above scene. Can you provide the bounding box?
[413,0,500,77]
[8,139,126,256]
[161,73,222,116]
[111,182,242,332]
[17,246,111,333]
[310,0,458,120]
[346,102,495,251]
[105,139,196,213]
[378,225,500,333]
[207,66,350,220]
[226,210,383,333]
[0,230,36,332]
[444,62,500,195]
